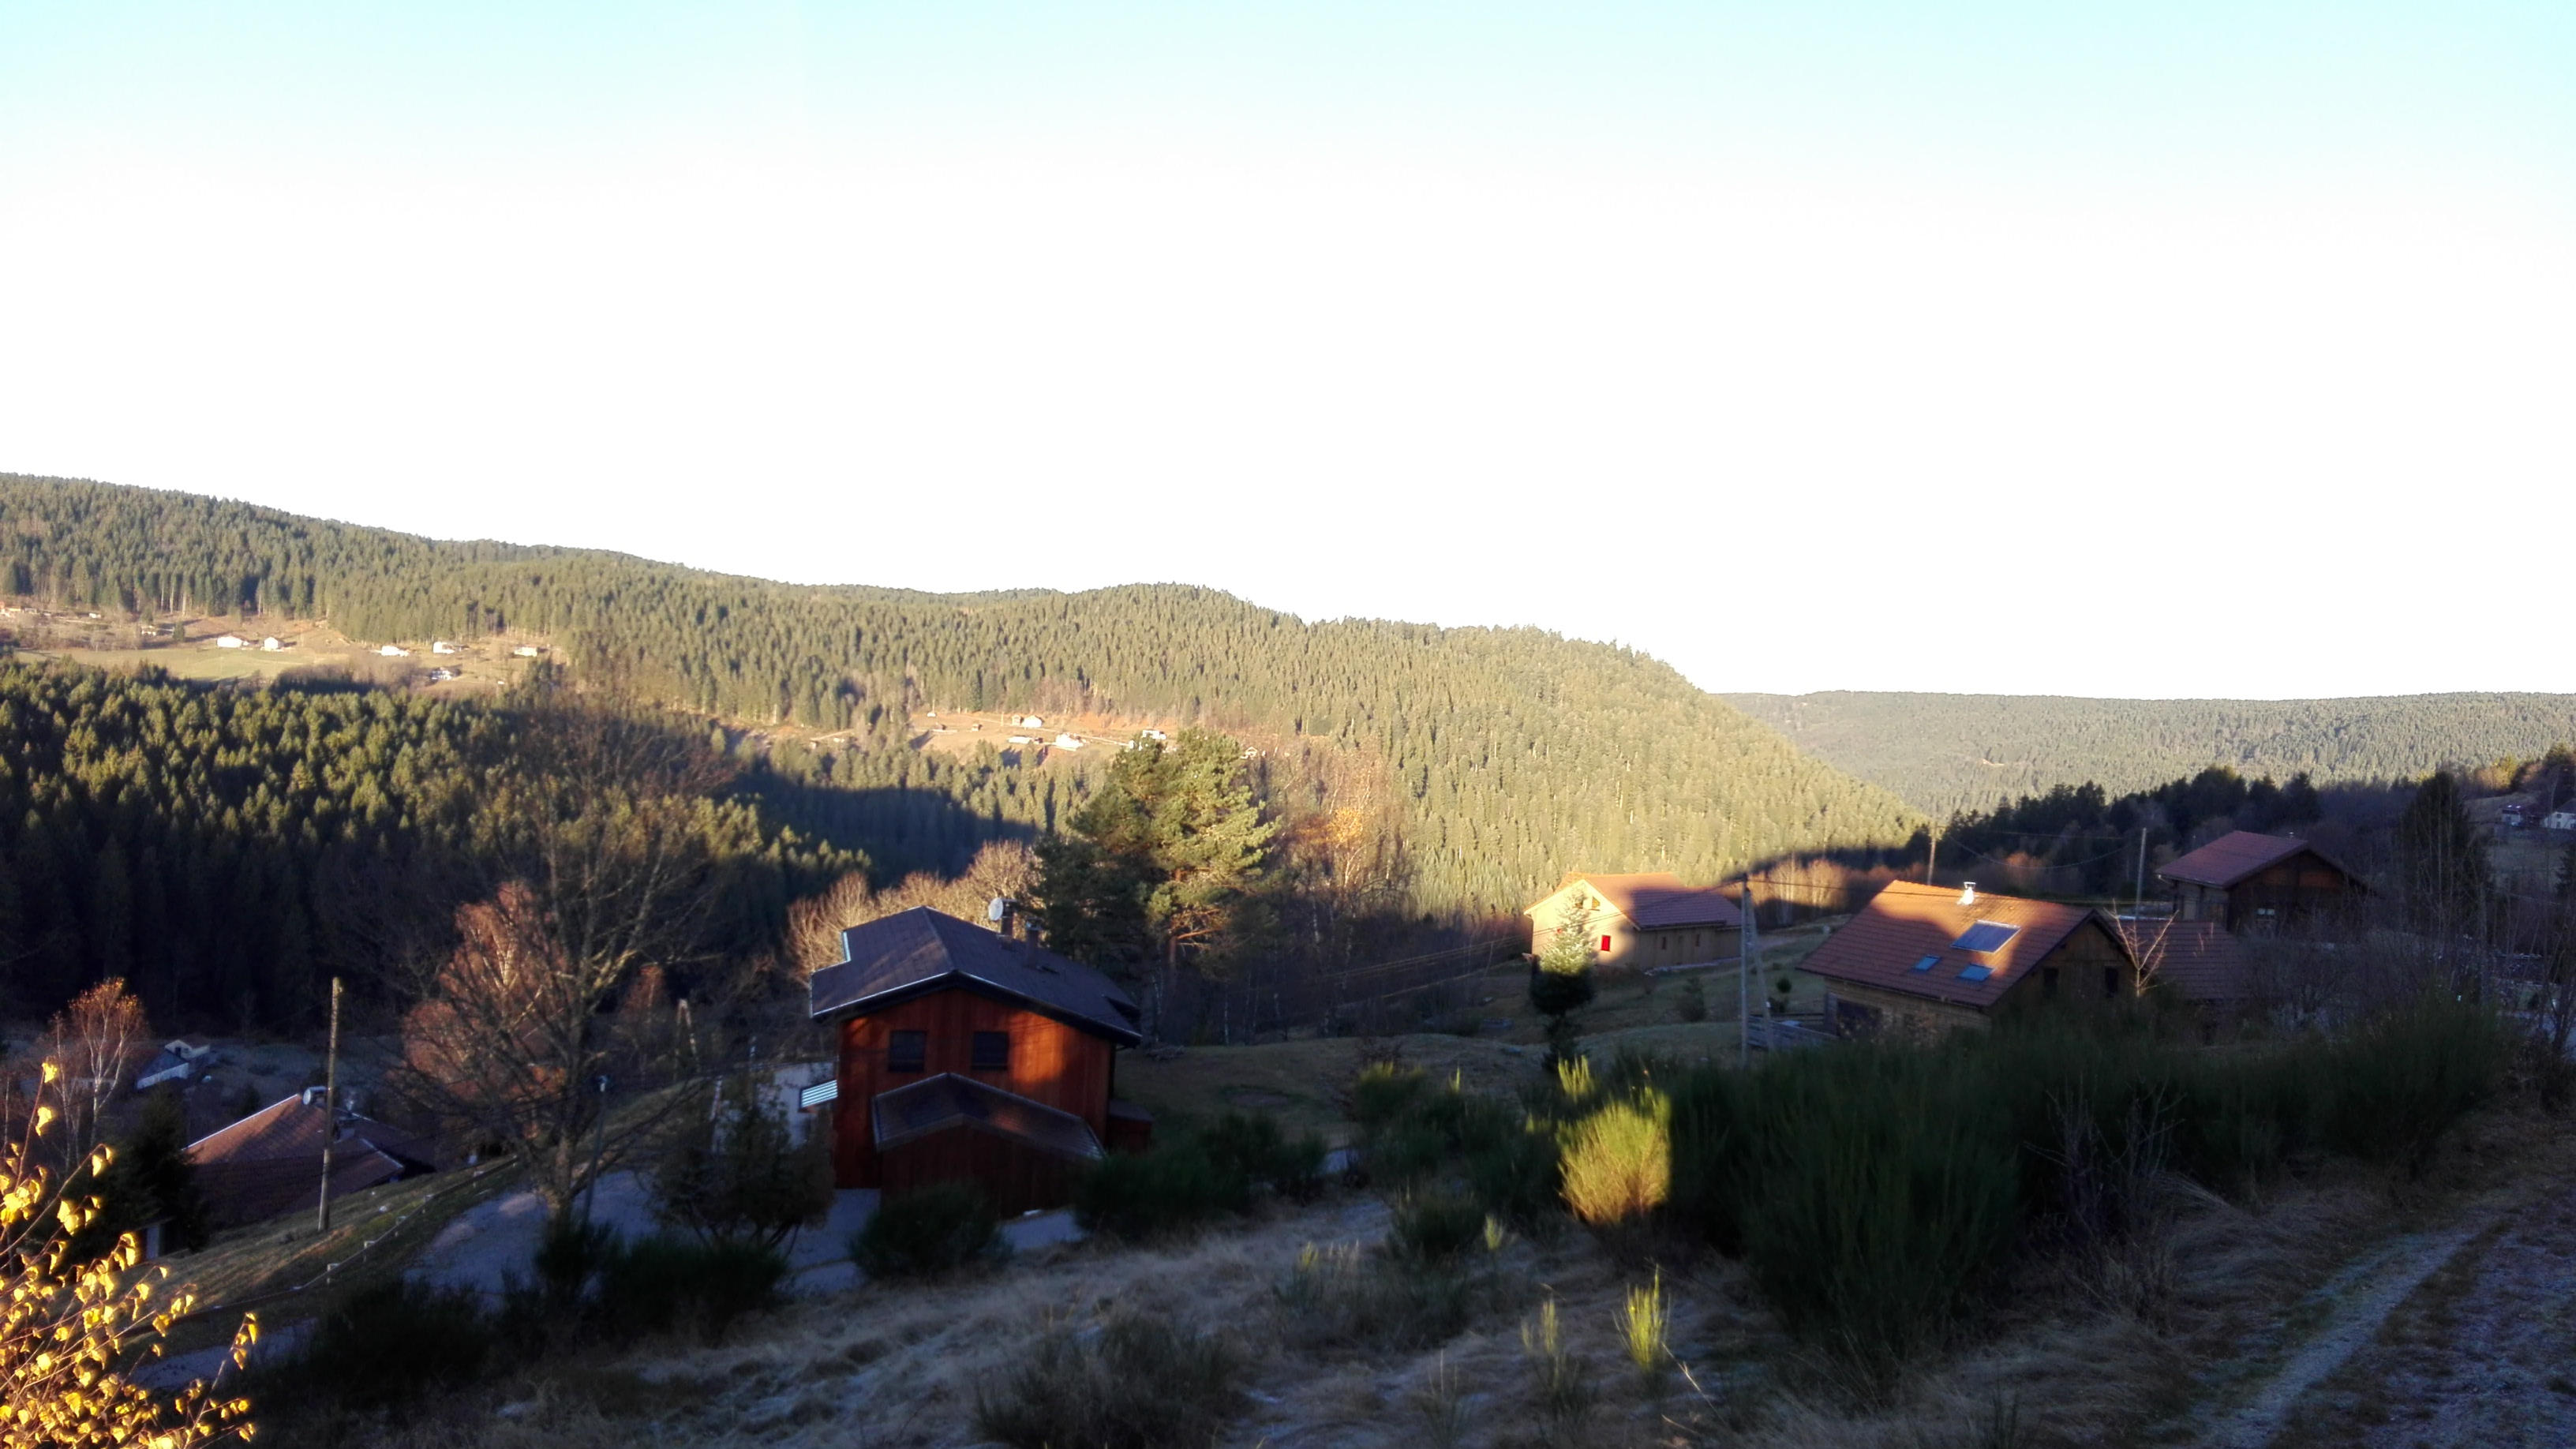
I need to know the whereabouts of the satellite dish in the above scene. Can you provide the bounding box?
[987,897,1011,923]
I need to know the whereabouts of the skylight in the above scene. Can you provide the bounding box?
[1956,964,1994,982]
[1952,922,2020,954]
[1909,954,1940,973]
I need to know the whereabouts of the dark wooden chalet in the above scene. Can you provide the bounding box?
[805,908,1148,1213]
[2159,831,2364,931]
[185,1090,439,1228]
[1799,881,2137,1037]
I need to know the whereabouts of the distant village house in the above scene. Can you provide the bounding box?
[185,1089,439,1228]
[1525,871,1743,971]
[2158,831,2364,931]
[1799,881,2137,1037]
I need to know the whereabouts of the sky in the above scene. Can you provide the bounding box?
[2,3,2571,699]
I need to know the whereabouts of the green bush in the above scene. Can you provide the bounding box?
[1464,1119,1563,1234]
[275,1279,492,1411]
[1674,975,1709,1022]
[2321,995,2506,1178]
[852,1181,1005,1278]
[1076,1144,1233,1240]
[1197,1110,1329,1203]
[1389,1190,1488,1265]
[595,1234,787,1342]
[1558,1091,1672,1228]
[975,1313,1244,1449]
[1351,1062,1428,1129]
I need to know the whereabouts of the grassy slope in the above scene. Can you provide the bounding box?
[1725,690,2576,816]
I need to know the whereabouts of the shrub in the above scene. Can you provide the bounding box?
[1197,1110,1329,1203]
[534,1215,617,1312]
[1364,1118,1451,1189]
[1724,1049,2019,1382]
[595,1234,787,1342]
[1275,1241,1479,1354]
[975,1312,1243,1449]
[1520,1297,1594,1435]
[1465,1119,1563,1234]
[1558,1091,1672,1227]
[1529,964,1597,1020]
[1390,1190,1488,1265]
[1674,975,1709,1022]
[2321,995,2506,1178]
[1351,1062,1428,1129]
[852,1181,1004,1278]
[653,1075,836,1249]
[280,1279,492,1411]
[1076,1144,1232,1240]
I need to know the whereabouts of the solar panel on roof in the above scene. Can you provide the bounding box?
[1956,964,1993,982]
[1909,954,1941,972]
[1952,922,2020,954]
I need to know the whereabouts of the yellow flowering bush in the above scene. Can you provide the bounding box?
[2,1061,255,1447]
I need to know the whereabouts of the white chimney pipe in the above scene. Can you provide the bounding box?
[1959,882,1977,906]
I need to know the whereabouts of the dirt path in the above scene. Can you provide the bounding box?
[2180,1171,2576,1449]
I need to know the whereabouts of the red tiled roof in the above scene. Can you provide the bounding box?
[871,1073,1105,1161]
[2133,919,2245,1002]
[2158,831,2346,889]
[1797,881,2116,1012]
[1533,872,1743,930]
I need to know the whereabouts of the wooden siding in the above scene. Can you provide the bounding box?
[832,985,1117,1191]
[879,1129,1082,1216]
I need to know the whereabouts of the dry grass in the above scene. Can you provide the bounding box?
[264,1088,2576,1449]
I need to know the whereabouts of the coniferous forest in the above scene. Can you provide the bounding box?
[0,475,1922,921]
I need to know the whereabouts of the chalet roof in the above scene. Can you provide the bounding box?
[2140,919,2246,1003]
[1531,872,1743,930]
[185,1095,436,1225]
[870,1073,1105,1160]
[2159,832,2353,889]
[1797,881,2118,1012]
[807,908,1144,1046]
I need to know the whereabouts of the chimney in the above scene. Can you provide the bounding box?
[1958,882,1977,906]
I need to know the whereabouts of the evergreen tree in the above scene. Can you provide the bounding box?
[2396,771,2487,937]
[75,1088,212,1258]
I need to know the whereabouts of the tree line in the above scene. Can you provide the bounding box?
[0,660,854,1028]
[0,474,1923,919]
[1728,689,2576,817]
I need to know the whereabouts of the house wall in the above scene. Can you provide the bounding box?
[2220,854,2359,931]
[879,1129,1082,1215]
[831,987,1117,1189]
[1527,883,1738,971]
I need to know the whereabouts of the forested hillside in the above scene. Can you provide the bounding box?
[0,475,1921,912]
[1726,691,2576,816]
[0,664,850,1027]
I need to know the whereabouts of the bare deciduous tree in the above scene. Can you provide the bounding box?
[787,841,1039,976]
[39,979,151,1157]
[394,702,733,1220]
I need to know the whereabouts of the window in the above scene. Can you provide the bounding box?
[2103,967,2121,998]
[971,1031,1011,1072]
[886,1030,926,1073]
[1956,964,1993,982]
[1951,922,2020,954]
[1909,954,1941,973]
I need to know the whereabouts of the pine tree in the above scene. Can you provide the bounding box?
[2396,771,2487,938]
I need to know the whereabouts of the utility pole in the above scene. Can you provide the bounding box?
[1739,876,1754,1069]
[315,976,342,1234]
[580,1074,612,1224]
[1926,823,1941,885]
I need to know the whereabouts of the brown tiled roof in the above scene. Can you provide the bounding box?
[1797,881,2117,1012]
[1533,872,1743,930]
[2158,831,2351,890]
[810,908,1144,1046]
[2135,919,2246,1002]
[871,1073,1105,1161]
[185,1095,436,1226]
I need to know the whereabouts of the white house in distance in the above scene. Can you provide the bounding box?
[1019,715,1046,728]
[1525,871,1745,972]
[432,640,459,654]
[260,637,285,651]
[378,644,410,657]
[213,635,247,649]
[512,645,542,657]
[1054,733,1086,751]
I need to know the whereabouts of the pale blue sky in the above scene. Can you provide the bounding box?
[3,3,2571,695]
